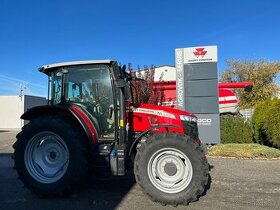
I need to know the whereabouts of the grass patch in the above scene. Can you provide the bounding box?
[208,143,280,158]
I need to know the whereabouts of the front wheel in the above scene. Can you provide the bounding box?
[134,133,209,206]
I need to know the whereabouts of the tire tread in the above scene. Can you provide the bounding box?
[13,115,90,197]
[134,132,209,206]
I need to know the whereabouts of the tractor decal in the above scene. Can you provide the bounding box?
[133,108,176,119]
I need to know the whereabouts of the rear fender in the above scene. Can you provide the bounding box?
[21,105,98,144]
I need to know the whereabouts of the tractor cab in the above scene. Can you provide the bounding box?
[40,60,117,139]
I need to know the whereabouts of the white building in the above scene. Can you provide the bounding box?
[0,95,47,129]
[154,65,176,81]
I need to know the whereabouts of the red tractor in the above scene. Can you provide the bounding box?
[13,60,209,206]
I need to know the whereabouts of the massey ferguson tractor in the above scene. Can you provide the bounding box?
[13,60,209,206]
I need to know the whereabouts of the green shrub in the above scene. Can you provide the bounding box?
[220,115,253,144]
[208,143,280,158]
[252,98,280,148]
[252,99,275,144]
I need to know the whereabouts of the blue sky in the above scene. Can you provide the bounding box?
[0,0,280,96]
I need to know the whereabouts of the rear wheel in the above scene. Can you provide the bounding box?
[24,131,69,184]
[134,133,209,206]
[13,116,90,196]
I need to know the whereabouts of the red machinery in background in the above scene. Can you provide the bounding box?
[153,81,254,114]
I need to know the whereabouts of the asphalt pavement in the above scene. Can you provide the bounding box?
[0,130,280,210]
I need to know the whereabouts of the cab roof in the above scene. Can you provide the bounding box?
[39,60,115,75]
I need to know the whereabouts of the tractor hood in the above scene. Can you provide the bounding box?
[128,103,197,133]
[131,103,196,118]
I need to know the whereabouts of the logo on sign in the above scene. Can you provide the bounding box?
[193,48,207,58]
[198,118,212,126]
[183,45,217,64]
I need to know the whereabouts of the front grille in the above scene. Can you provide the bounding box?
[182,121,199,140]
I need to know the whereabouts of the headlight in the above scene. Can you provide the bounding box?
[180,115,197,122]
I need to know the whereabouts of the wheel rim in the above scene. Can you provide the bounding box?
[147,148,193,194]
[24,131,69,184]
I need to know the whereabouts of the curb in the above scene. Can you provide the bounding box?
[206,155,280,160]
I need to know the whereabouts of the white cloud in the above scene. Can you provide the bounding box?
[0,74,47,97]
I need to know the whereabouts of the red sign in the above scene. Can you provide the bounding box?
[193,48,207,58]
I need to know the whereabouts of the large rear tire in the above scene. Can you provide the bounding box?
[134,133,209,206]
[13,116,90,197]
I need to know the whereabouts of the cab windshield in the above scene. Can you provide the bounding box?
[52,65,112,104]
[51,64,115,138]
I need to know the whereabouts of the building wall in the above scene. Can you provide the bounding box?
[154,66,176,81]
[0,96,23,129]
[0,95,47,129]
[23,95,47,113]
[23,95,47,126]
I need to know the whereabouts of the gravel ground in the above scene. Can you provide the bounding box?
[0,130,279,210]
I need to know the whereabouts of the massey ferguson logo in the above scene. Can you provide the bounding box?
[183,46,217,64]
[193,48,207,58]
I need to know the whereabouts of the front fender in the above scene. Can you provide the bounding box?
[128,124,179,157]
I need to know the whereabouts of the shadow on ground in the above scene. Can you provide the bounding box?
[0,153,136,210]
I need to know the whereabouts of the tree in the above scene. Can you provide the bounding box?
[128,63,165,105]
[220,59,280,108]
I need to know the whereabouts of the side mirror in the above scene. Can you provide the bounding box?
[108,106,114,119]
[122,65,126,71]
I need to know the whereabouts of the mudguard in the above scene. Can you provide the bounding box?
[21,105,98,144]
[128,124,179,157]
